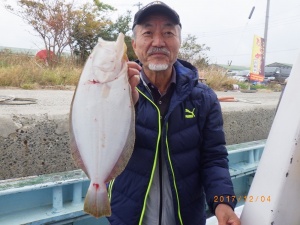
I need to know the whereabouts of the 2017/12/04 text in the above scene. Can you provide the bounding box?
[214,195,271,203]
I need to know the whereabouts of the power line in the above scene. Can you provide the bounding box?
[133,2,143,10]
[209,48,300,58]
[267,48,300,53]
[191,3,300,39]
[193,15,300,39]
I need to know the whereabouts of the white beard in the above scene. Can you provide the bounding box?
[148,63,168,71]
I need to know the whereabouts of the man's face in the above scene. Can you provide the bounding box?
[132,15,181,71]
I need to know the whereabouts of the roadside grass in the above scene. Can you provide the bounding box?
[199,68,282,92]
[0,50,282,92]
[0,50,81,89]
[199,69,237,91]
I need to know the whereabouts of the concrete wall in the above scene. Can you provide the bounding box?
[0,114,75,179]
[223,106,275,145]
[0,89,280,180]
[0,107,276,180]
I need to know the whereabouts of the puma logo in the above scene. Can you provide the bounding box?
[185,108,195,118]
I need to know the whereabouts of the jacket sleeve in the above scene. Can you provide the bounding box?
[199,88,237,214]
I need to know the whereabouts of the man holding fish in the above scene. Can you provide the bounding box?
[109,1,240,225]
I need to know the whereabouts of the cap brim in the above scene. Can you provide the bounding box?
[133,4,181,29]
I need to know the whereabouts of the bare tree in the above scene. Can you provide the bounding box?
[179,34,211,69]
[5,0,76,65]
[4,0,133,65]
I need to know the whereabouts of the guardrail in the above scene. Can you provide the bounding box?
[228,139,265,179]
[0,139,266,225]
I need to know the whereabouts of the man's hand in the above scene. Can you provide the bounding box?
[215,204,241,225]
[127,61,141,105]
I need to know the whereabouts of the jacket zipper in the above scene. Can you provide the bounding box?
[165,123,183,225]
[138,86,184,225]
[137,87,162,225]
[144,84,163,224]
[107,85,155,206]
[107,87,184,225]
[159,138,163,224]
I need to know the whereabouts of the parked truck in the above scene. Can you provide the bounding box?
[264,66,291,83]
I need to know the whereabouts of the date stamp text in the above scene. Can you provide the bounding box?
[214,195,271,203]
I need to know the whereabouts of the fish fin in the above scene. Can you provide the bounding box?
[123,43,128,61]
[105,105,135,182]
[116,33,128,61]
[69,132,90,178]
[84,182,111,218]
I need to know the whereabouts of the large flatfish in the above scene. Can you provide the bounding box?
[69,33,135,218]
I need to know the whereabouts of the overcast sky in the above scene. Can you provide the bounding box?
[1,0,300,67]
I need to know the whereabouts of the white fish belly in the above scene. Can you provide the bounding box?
[71,73,132,182]
[69,33,134,218]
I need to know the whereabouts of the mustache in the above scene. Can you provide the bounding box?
[147,47,170,56]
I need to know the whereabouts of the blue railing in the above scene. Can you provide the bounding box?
[0,139,266,225]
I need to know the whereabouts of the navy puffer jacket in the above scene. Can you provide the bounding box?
[107,59,236,225]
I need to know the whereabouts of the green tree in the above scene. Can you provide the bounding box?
[98,10,136,61]
[71,2,115,63]
[71,3,135,63]
[178,34,210,69]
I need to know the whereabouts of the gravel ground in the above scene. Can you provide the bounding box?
[0,87,282,115]
[216,89,282,111]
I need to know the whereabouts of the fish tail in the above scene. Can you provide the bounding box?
[84,182,111,218]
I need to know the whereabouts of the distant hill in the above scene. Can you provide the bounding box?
[0,46,37,55]
[211,64,250,71]
[0,46,71,56]
[211,63,293,71]
[266,62,293,68]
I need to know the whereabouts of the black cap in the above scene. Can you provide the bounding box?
[132,1,181,30]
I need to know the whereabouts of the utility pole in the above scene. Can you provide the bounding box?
[134,2,143,10]
[263,0,271,75]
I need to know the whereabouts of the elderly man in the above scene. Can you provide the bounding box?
[107,2,241,225]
